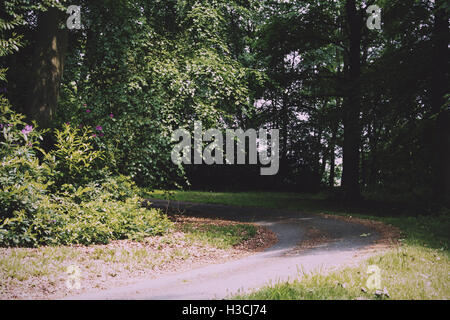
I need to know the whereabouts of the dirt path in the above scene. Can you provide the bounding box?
[64,199,387,300]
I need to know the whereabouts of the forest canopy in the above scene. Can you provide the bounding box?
[0,0,449,207]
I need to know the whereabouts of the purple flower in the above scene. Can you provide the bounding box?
[92,134,97,138]
[95,126,103,131]
[86,109,91,113]
[0,124,3,129]
[99,132,105,137]
[109,113,114,118]
[21,125,33,136]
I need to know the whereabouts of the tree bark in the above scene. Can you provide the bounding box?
[342,0,362,201]
[430,0,450,205]
[26,7,68,129]
[329,124,337,188]
[280,96,289,184]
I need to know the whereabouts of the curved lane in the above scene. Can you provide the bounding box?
[65,199,381,300]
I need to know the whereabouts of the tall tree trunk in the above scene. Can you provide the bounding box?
[315,126,323,177]
[342,0,362,201]
[329,124,337,188]
[26,7,68,129]
[321,147,328,183]
[280,96,289,185]
[368,122,381,187]
[430,0,450,205]
[360,134,367,188]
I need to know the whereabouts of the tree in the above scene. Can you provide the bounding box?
[341,0,363,201]
[26,6,68,129]
[430,0,450,205]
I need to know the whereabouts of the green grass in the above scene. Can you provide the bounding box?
[0,247,80,282]
[145,190,329,212]
[233,246,449,300]
[0,244,178,283]
[181,223,257,249]
[148,190,450,300]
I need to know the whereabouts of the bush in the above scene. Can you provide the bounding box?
[0,104,173,247]
[66,99,187,189]
[0,194,172,247]
[0,101,50,220]
[90,113,186,188]
[86,175,138,202]
[45,123,106,189]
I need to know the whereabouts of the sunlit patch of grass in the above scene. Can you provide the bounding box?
[0,247,80,282]
[87,245,188,266]
[234,245,449,300]
[181,223,257,249]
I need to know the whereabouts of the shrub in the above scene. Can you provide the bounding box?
[45,123,106,189]
[91,113,185,188]
[0,195,173,247]
[86,175,138,202]
[0,101,50,220]
[0,104,173,247]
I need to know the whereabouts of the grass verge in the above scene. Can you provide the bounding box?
[234,245,449,300]
[179,221,257,249]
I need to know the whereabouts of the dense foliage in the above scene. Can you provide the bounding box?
[0,102,172,247]
[0,0,448,240]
